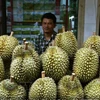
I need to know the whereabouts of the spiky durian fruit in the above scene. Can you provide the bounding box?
[73,47,99,83]
[41,46,69,82]
[0,34,19,60]
[84,78,100,99]
[58,73,84,100]
[0,57,5,81]
[12,42,40,68]
[0,76,26,100]
[54,31,78,58]
[10,42,41,83]
[83,34,100,56]
[29,71,57,100]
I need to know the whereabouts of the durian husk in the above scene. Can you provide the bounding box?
[0,35,19,60]
[73,47,99,83]
[84,35,100,56]
[29,77,57,100]
[41,46,69,82]
[58,74,84,100]
[10,44,41,83]
[0,78,26,100]
[84,78,100,99]
[54,31,78,58]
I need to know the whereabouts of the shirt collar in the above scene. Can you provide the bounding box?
[42,31,57,41]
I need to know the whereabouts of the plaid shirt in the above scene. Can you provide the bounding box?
[33,31,57,55]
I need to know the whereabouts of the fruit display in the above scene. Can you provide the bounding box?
[84,78,100,99]
[73,47,99,83]
[41,46,69,82]
[10,42,41,83]
[0,76,26,100]
[29,71,57,100]
[1,31,100,99]
[58,73,84,100]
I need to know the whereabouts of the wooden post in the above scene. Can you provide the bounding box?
[77,0,85,48]
[96,0,100,35]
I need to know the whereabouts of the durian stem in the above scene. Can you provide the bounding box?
[71,73,75,81]
[10,76,14,82]
[23,38,26,44]
[62,26,65,32]
[41,71,45,78]
[24,41,28,50]
[10,31,14,36]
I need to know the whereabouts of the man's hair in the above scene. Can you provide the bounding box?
[41,12,56,24]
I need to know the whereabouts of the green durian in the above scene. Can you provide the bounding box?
[0,34,18,60]
[58,73,84,100]
[73,47,99,83]
[41,46,69,82]
[84,78,100,99]
[54,31,78,58]
[0,76,26,100]
[10,42,41,83]
[29,71,57,100]
[84,34,100,56]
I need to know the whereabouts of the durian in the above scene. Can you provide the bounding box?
[58,73,84,100]
[0,32,19,60]
[12,42,40,68]
[29,71,57,100]
[84,78,100,99]
[10,42,41,83]
[84,33,100,56]
[0,76,26,100]
[54,30,78,58]
[73,47,99,83]
[41,46,69,82]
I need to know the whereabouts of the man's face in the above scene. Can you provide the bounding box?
[42,18,56,33]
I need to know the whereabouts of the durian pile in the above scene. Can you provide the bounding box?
[1,30,100,100]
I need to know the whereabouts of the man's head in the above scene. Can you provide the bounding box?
[41,13,56,34]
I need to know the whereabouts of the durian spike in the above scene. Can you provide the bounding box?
[24,41,29,50]
[10,76,14,82]
[10,31,14,36]
[71,73,75,81]
[41,71,45,78]
[23,38,26,44]
[62,25,65,33]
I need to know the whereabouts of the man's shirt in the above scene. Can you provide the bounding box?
[33,31,57,55]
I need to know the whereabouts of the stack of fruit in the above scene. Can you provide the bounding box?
[0,30,100,100]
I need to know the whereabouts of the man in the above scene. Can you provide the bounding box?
[33,12,57,55]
